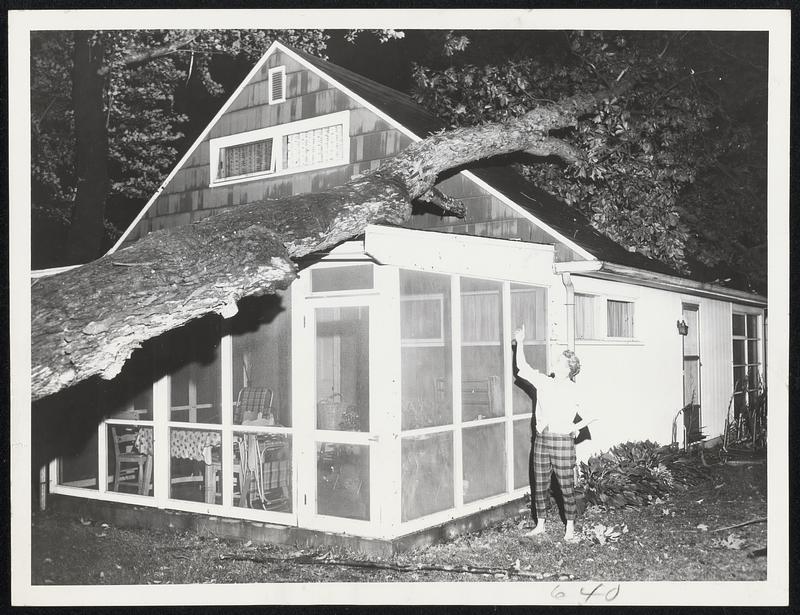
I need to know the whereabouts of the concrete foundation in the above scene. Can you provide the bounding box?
[47,494,530,557]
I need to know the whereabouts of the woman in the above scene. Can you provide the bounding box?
[513,324,595,542]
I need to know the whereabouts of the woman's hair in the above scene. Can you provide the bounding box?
[562,349,581,381]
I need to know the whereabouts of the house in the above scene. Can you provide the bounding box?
[45,41,767,552]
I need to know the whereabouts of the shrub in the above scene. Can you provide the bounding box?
[579,440,707,508]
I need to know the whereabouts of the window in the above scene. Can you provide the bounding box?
[209,110,350,186]
[607,300,634,338]
[217,139,274,180]
[574,293,596,340]
[268,66,286,104]
[574,294,635,340]
[732,312,762,414]
[284,124,343,170]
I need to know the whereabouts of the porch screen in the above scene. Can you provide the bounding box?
[401,432,454,521]
[511,283,547,415]
[231,290,292,427]
[400,269,452,430]
[460,277,504,421]
[463,423,506,503]
[218,138,274,179]
[284,124,343,170]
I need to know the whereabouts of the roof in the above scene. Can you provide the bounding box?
[106,41,761,299]
[289,46,708,281]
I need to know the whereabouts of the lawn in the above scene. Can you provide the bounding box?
[31,458,767,585]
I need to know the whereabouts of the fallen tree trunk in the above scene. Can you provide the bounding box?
[31,82,627,400]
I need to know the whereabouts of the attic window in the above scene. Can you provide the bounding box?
[218,138,274,180]
[209,110,350,186]
[268,66,286,104]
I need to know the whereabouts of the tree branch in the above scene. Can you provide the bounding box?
[97,32,199,77]
[31,84,616,400]
[416,187,466,216]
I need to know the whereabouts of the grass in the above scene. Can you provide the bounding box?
[30,458,767,585]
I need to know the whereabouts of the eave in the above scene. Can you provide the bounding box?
[554,261,767,308]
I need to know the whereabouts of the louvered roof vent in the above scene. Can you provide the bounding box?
[268,66,286,104]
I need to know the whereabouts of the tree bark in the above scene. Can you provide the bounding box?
[66,32,109,265]
[31,84,625,400]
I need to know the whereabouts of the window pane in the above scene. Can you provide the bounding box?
[58,428,98,490]
[106,351,154,421]
[732,340,745,365]
[316,306,369,431]
[317,442,369,520]
[461,278,504,421]
[401,432,454,521]
[168,324,222,424]
[513,419,532,490]
[231,291,292,427]
[311,264,373,292]
[107,424,153,497]
[511,285,547,342]
[607,300,634,337]
[733,366,747,392]
[747,366,760,390]
[220,138,273,179]
[574,294,595,340]
[285,124,343,169]
[463,423,506,503]
[233,432,291,511]
[747,340,759,364]
[746,314,759,338]
[732,313,746,336]
[169,428,222,505]
[511,284,547,415]
[400,270,452,430]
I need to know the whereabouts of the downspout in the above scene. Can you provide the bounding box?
[561,272,575,351]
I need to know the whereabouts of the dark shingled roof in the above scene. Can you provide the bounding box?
[292,47,696,279]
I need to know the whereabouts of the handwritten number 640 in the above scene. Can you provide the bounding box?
[552,583,620,603]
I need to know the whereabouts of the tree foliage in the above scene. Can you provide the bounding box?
[411,31,767,292]
[31,29,332,267]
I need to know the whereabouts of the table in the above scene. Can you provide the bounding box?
[134,428,223,503]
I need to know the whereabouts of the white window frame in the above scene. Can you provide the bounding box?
[268,66,286,104]
[732,310,763,406]
[209,110,351,187]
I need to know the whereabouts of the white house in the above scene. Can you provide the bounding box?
[43,41,766,551]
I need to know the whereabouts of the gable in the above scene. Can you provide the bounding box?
[111,43,591,265]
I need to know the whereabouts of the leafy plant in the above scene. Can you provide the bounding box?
[579,440,707,508]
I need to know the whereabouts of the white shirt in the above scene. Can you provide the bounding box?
[516,363,585,435]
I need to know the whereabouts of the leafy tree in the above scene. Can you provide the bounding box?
[411,31,767,292]
[31,29,332,267]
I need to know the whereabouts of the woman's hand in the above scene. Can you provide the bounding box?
[513,324,526,345]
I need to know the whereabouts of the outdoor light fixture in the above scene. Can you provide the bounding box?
[676,319,689,336]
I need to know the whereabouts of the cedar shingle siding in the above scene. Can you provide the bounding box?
[124,48,584,263]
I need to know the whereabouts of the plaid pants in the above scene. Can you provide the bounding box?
[533,430,577,520]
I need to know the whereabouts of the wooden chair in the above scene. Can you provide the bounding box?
[111,426,150,494]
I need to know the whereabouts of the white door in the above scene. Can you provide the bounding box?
[294,288,383,534]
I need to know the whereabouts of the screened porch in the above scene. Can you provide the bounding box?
[50,230,557,540]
